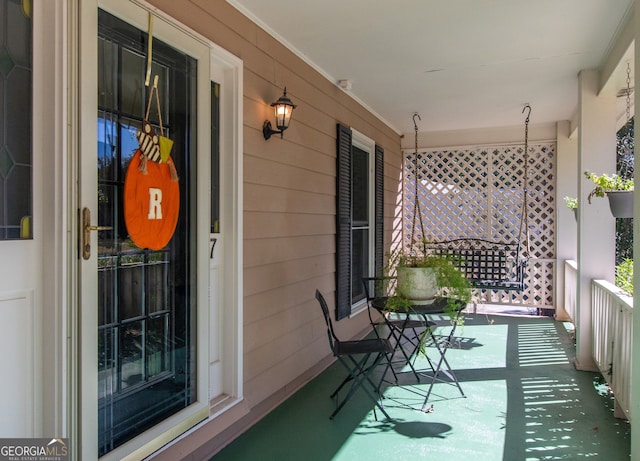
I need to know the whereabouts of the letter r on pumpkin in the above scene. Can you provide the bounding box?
[148,187,163,220]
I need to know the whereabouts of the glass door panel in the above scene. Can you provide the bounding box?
[97,9,198,456]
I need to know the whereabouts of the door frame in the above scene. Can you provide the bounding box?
[208,45,244,409]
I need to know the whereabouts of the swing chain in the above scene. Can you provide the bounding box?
[410,113,426,254]
[626,63,631,125]
[618,62,634,176]
[519,105,532,257]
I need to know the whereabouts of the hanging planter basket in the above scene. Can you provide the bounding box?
[585,172,634,219]
[607,190,633,218]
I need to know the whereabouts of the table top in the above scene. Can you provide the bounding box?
[371,296,465,315]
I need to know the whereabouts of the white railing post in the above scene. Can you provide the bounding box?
[591,279,633,421]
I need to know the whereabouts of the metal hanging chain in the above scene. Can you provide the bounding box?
[518,105,532,256]
[626,62,632,124]
[619,62,634,177]
[410,113,426,252]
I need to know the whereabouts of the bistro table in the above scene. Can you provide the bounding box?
[371,296,466,409]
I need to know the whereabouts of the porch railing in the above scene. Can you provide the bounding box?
[563,260,577,322]
[591,279,633,421]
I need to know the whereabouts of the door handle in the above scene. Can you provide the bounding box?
[82,207,113,260]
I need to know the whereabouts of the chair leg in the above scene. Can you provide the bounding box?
[330,353,391,420]
[330,371,356,399]
[353,353,391,421]
[376,350,395,389]
[370,321,398,383]
[386,323,422,381]
[330,352,385,399]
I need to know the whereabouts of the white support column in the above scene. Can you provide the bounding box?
[575,69,617,371]
[555,121,578,321]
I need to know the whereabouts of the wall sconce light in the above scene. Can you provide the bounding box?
[263,87,297,140]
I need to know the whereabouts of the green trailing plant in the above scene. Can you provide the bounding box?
[564,196,578,210]
[383,292,413,313]
[615,258,633,296]
[585,171,634,204]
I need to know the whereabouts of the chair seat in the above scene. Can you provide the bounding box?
[335,338,392,356]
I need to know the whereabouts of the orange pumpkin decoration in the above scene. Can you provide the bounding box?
[124,149,180,250]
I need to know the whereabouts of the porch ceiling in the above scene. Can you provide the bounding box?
[228,0,634,135]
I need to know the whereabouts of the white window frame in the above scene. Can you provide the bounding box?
[350,129,376,314]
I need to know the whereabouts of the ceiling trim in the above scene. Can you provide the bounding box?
[599,2,635,95]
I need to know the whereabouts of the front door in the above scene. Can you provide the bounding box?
[78,1,211,458]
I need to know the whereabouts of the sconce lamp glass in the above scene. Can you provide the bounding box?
[263,87,297,140]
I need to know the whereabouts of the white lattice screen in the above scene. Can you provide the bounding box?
[403,143,556,309]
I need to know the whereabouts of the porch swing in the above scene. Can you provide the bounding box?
[410,107,532,291]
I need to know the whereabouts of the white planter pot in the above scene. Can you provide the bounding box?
[607,190,633,218]
[397,266,437,304]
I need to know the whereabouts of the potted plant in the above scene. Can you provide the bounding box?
[585,171,634,218]
[564,196,578,221]
[385,241,472,325]
[564,196,578,210]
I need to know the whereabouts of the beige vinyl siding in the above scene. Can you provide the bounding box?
[147,0,401,456]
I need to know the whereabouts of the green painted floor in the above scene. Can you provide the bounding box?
[211,314,631,461]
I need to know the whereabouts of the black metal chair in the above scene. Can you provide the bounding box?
[315,289,392,420]
[361,277,434,382]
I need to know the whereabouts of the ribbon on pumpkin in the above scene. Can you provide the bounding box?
[138,13,176,178]
[136,75,177,180]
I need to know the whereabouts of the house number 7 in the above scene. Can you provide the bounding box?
[210,237,217,259]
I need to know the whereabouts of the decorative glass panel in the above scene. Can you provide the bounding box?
[0,0,32,239]
[211,81,220,232]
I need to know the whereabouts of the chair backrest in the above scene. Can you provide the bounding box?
[315,289,339,348]
[361,277,376,302]
[361,276,396,301]
[361,277,386,325]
